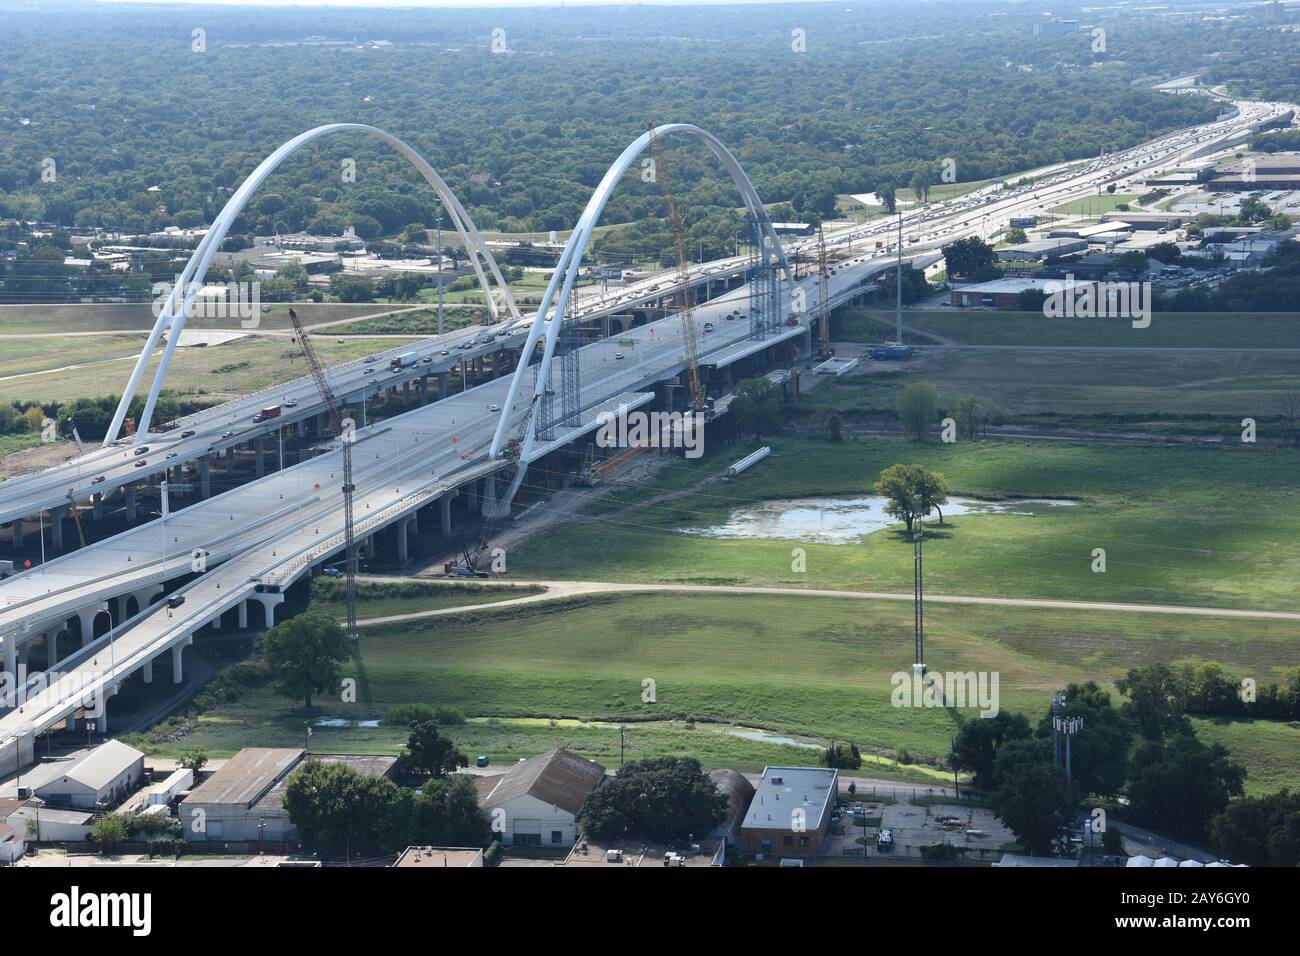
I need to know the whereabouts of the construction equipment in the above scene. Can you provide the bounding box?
[647,125,706,411]
[816,224,832,359]
[65,489,87,548]
[287,307,359,641]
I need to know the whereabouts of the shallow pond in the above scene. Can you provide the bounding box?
[683,495,1075,545]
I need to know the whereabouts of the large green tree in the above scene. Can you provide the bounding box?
[874,463,949,531]
[577,756,727,844]
[1127,735,1245,839]
[395,720,468,782]
[952,711,1032,790]
[260,612,352,710]
[991,761,1075,856]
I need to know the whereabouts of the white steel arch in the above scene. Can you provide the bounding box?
[108,123,520,445]
[486,124,790,507]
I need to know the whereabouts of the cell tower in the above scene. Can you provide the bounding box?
[1051,693,1083,782]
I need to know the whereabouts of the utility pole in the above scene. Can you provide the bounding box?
[895,210,904,345]
[435,217,445,336]
[913,513,925,676]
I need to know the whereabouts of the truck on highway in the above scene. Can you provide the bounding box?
[253,405,282,423]
[389,351,418,370]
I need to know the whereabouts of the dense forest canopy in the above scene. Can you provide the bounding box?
[5,0,1287,245]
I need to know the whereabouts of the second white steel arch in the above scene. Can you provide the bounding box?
[486,123,790,512]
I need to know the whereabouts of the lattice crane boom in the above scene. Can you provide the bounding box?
[288,308,358,641]
[817,223,831,359]
[647,125,705,410]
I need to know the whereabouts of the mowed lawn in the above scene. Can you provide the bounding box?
[134,592,1300,791]
[510,436,1300,613]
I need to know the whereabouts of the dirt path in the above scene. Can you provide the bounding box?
[353,575,1300,628]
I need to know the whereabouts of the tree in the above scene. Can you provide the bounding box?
[1033,682,1132,798]
[894,383,939,441]
[1209,789,1300,867]
[395,719,468,782]
[411,775,491,847]
[952,395,982,440]
[1116,663,1191,741]
[874,463,949,531]
[909,163,936,205]
[89,813,130,853]
[1015,287,1049,312]
[1005,226,1028,244]
[259,612,352,710]
[577,756,727,844]
[952,711,1032,789]
[941,236,997,279]
[991,761,1075,856]
[823,742,862,769]
[874,178,898,215]
[730,376,782,437]
[177,747,209,776]
[283,758,413,857]
[1127,734,1245,839]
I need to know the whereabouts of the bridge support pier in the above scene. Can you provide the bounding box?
[480,473,498,518]
[250,593,285,628]
[396,517,416,565]
[92,493,103,521]
[198,456,212,499]
[51,505,67,551]
[143,657,153,684]
[46,629,58,667]
[3,639,15,683]
[437,372,448,400]
[440,493,453,537]
[238,601,248,630]
[12,519,24,551]
[254,437,266,478]
[125,486,137,526]
[78,603,107,646]
[173,635,192,684]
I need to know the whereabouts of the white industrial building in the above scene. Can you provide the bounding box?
[475,748,605,847]
[28,740,144,811]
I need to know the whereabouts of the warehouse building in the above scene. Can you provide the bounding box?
[475,748,605,847]
[180,749,398,844]
[740,766,839,859]
[28,739,144,811]
[996,238,1087,262]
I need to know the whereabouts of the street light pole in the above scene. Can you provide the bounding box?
[435,217,445,337]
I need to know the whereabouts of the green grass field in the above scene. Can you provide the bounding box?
[509,436,1300,613]
[0,302,398,335]
[0,334,404,406]
[127,591,1300,792]
[886,309,1300,350]
[1048,194,1137,216]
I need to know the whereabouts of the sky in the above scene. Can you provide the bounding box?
[91,0,835,7]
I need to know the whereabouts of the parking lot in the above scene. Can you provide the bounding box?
[821,797,1014,865]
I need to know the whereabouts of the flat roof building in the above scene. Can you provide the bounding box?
[393,846,484,867]
[997,238,1088,262]
[739,766,838,859]
[181,747,303,843]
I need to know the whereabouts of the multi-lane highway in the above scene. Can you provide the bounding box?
[0,94,1292,772]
